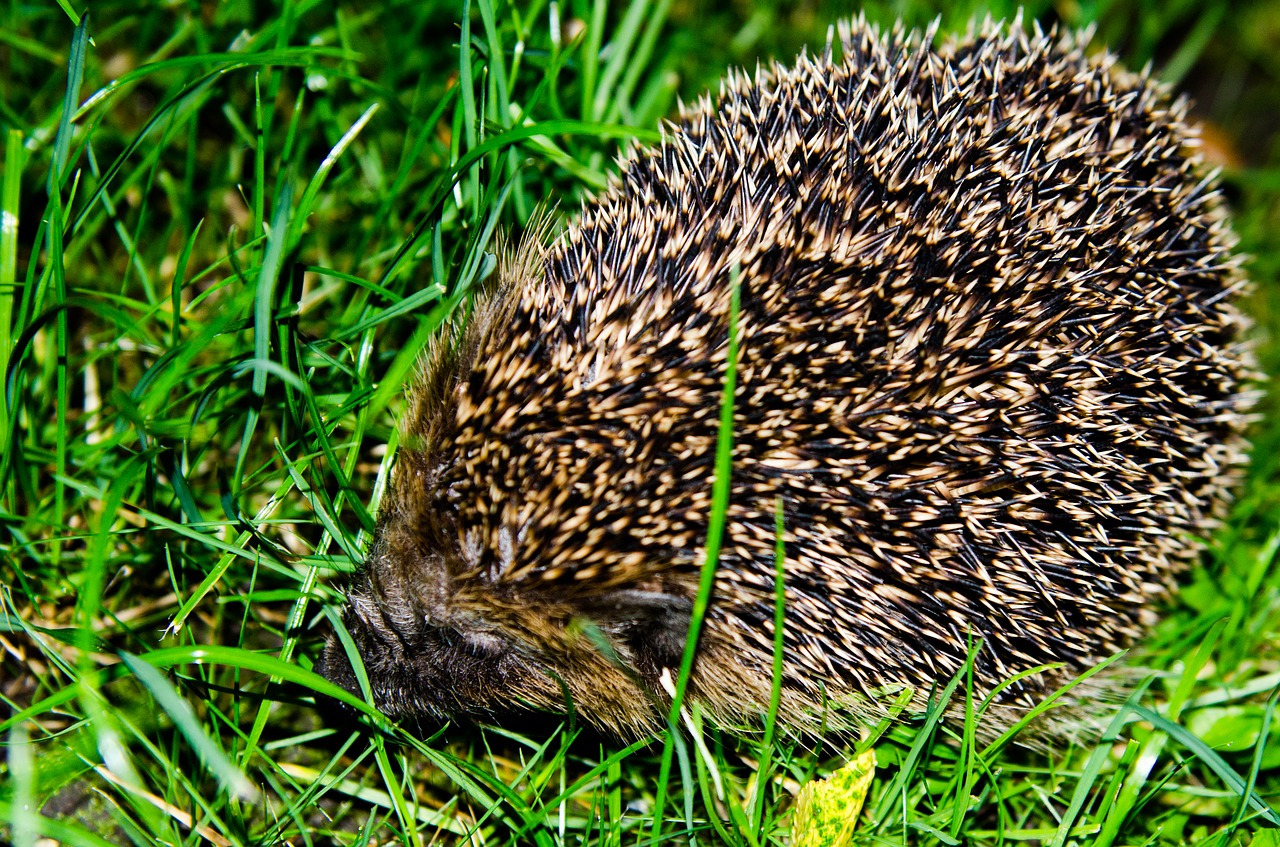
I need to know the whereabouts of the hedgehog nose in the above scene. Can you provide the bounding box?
[315,636,365,709]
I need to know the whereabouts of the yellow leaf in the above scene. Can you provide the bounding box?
[792,748,876,847]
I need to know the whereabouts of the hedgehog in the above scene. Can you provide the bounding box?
[317,17,1254,740]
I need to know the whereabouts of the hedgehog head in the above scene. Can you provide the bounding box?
[316,501,698,733]
[316,285,703,733]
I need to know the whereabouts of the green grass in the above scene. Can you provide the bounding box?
[2,0,1280,845]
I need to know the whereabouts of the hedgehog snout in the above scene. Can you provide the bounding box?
[314,597,445,721]
[319,584,570,725]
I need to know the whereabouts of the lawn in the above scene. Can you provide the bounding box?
[2,0,1280,845]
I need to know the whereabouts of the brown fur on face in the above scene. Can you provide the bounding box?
[319,17,1254,740]
[317,507,689,734]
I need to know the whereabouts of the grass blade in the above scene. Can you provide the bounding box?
[118,652,259,801]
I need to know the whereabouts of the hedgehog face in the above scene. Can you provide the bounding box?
[316,613,544,727]
[318,541,685,732]
[317,551,564,725]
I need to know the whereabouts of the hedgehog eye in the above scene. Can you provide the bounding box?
[585,590,694,670]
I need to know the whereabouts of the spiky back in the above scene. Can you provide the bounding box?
[395,19,1250,711]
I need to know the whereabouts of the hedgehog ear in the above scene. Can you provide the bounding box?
[585,590,694,673]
